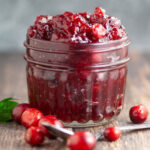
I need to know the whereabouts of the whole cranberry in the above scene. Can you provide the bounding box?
[21,108,44,128]
[67,131,96,150]
[129,104,148,123]
[92,23,106,39]
[38,115,64,138]
[94,7,105,17]
[104,126,121,141]
[12,103,31,123]
[25,126,44,146]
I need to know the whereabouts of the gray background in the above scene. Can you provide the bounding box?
[0,0,150,52]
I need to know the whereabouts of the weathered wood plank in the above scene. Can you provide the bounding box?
[0,51,150,150]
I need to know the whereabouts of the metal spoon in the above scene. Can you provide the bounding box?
[42,122,74,140]
[42,122,150,140]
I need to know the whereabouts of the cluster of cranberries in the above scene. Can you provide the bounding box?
[12,103,64,146]
[12,103,96,150]
[12,103,148,149]
[27,7,126,43]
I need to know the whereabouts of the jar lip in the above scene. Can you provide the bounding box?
[25,35,130,53]
[27,35,129,45]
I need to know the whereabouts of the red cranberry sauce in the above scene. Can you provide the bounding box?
[27,7,126,43]
[25,7,128,124]
[26,55,128,123]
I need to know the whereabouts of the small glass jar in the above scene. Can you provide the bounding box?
[24,36,130,127]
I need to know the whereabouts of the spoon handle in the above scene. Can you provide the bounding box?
[42,122,150,141]
[119,123,150,131]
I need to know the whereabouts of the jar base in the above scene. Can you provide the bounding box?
[63,117,116,128]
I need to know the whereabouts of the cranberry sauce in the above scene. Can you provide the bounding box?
[24,39,129,127]
[27,7,126,43]
[24,7,130,127]
[27,65,127,123]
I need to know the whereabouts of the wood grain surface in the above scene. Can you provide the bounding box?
[0,51,150,150]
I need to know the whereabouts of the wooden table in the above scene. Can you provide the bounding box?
[0,51,150,150]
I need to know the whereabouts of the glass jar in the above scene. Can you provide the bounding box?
[24,36,130,127]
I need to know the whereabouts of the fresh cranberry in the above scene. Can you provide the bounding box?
[21,108,44,128]
[12,103,31,123]
[67,131,96,150]
[25,126,44,146]
[129,104,148,123]
[104,126,121,141]
[38,115,64,137]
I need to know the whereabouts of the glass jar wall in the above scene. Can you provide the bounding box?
[24,36,130,127]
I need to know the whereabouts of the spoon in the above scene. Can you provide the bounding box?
[42,122,150,140]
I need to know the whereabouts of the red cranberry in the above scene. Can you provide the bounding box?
[64,11,74,16]
[79,12,91,21]
[67,131,96,150]
[12,103,31,123]
[21,108,44,128]
[25,126,44,146]
[94,7,105,17]
[38,115,64,137]
[104,126,121,141]
[27,26,37,38]
[34,15,48,25]
[109,28,123,40]
[129,104,148,123]
[92,23,106,39]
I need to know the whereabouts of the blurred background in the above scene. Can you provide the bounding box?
[0,0,150,52]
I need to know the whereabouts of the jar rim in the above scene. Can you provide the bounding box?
[24,35,130,53]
